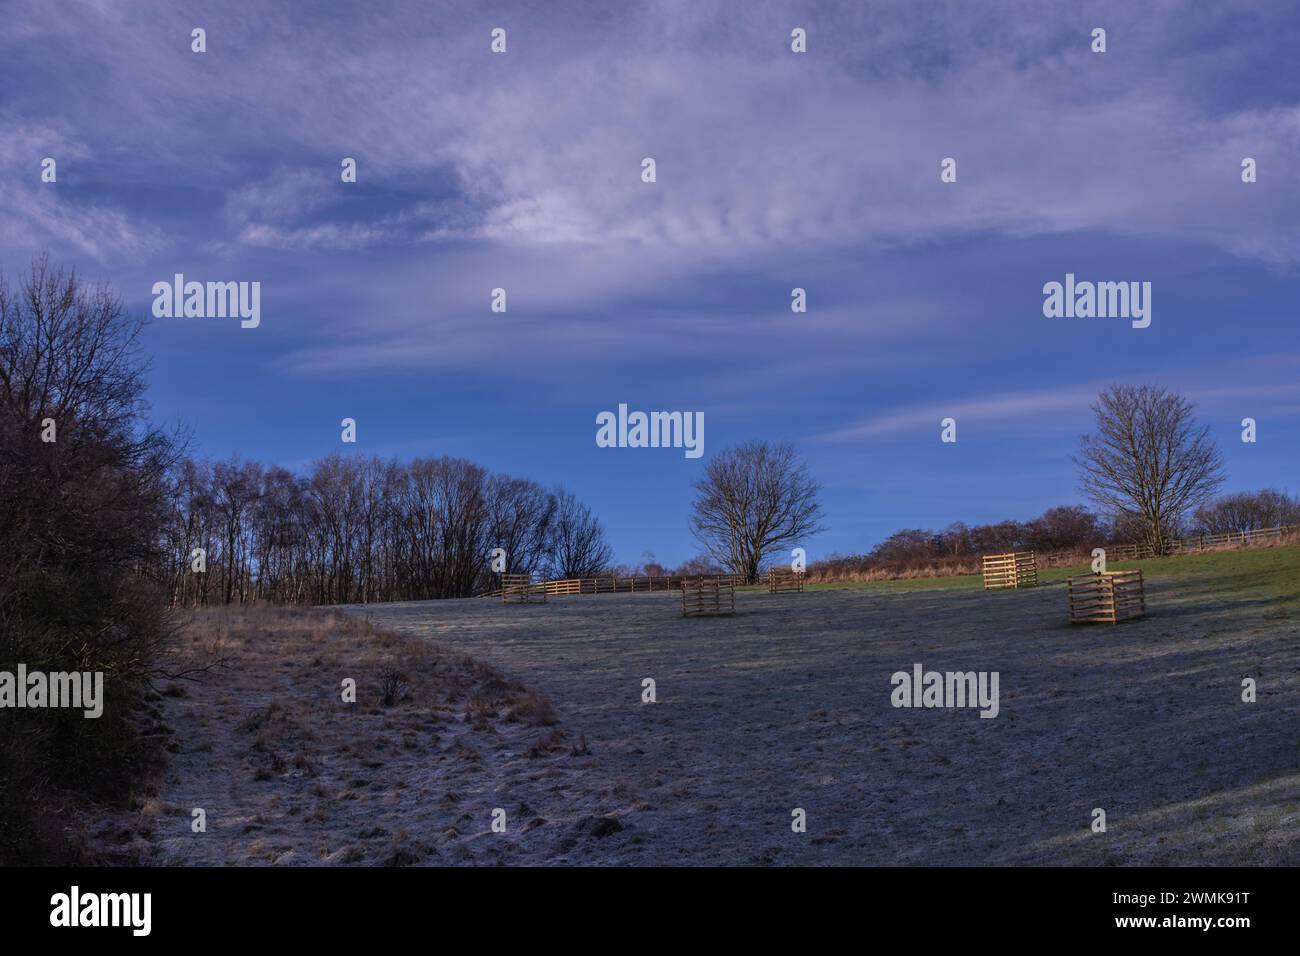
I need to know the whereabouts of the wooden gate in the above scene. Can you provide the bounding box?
[681,577,735,617]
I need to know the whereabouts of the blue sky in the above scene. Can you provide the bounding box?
[3,0,1298,565]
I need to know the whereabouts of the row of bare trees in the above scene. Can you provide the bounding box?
[165,455,613,607]
[1192,489,1300,536]
[863,505,1108,566]
[1,255,615,859]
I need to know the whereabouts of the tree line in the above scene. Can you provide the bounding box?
[0,258,612,859]
[809,488,1298,580]
[1192,489,1300,536]
[866,505,1107,564]
[166,455,613,607]
[810,384,1295,580]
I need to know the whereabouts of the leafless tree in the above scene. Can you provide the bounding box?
[161,452,595,605]
[212,457,262,604]
[674,554,723,576]
[0,255,178,861]
[1023,505,1105,552]
[1194,489,1300,535]
[1074,385,1225,556]
[547,487,613,579]
[689,440,823,584]
[486,475,556,581]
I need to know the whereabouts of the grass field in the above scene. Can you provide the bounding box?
[125,544,1298,866]
[809,542,1300,601]
[344,543,1298,865]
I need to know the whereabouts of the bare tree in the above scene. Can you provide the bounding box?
[1023,505,1104,552]
[674,554,723,576]
[486,475,556,581]
[689,441,823,584]
[212,457,262,604]
[1074,385,1225,556]
[0,255,178,861]
[1194,489,1300,535]
[547,487,613,579]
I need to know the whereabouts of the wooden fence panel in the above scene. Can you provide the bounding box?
[767,567,805,593]
[1067,570,1144,624]
[485,572,741,599]
[982,552,1038,590]
[500,573,547,604]
[681,577,735,617]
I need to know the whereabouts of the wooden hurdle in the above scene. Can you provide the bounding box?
[681,576,735,617]
[1067,570,1145,624]
[767,567,805,593]
[500,573,547,604]
[982,551,1038,590]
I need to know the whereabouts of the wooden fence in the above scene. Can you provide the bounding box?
[1015,524,1298,569]
[553,574,725,595]
[484,573,737,598]
[1067,570,1145,624]
[1102,524,1299,562]
[681,576,735,617]
[500,573,547,604]
[982,551,1038,590]
[767,567,805,593]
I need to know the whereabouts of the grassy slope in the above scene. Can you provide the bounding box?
[804,541,1300,603]
[100,607,573,865]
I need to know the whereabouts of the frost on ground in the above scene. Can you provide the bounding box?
[116,607,606,866]
[356,575,1298,866]
[117,568,1297,866]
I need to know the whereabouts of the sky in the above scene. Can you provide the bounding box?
[3,0,1298,566]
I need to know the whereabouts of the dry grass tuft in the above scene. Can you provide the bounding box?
[506,690,558,727]
[122,605,570,866]
[378,667,409,707]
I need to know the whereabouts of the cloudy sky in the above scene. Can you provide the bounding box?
[4,0,1298,564]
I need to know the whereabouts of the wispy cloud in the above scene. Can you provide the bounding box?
[814,385,1102,442]
[5,0,1295,564]
[5,0,1300,267]
[816,367,1300,443]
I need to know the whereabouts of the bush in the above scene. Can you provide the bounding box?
[0,256,176,864]
[1193,490,1300,535]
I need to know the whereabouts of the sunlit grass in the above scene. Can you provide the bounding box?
[807,542,1300,603]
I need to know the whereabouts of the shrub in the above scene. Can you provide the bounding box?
[0,256,177,863]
